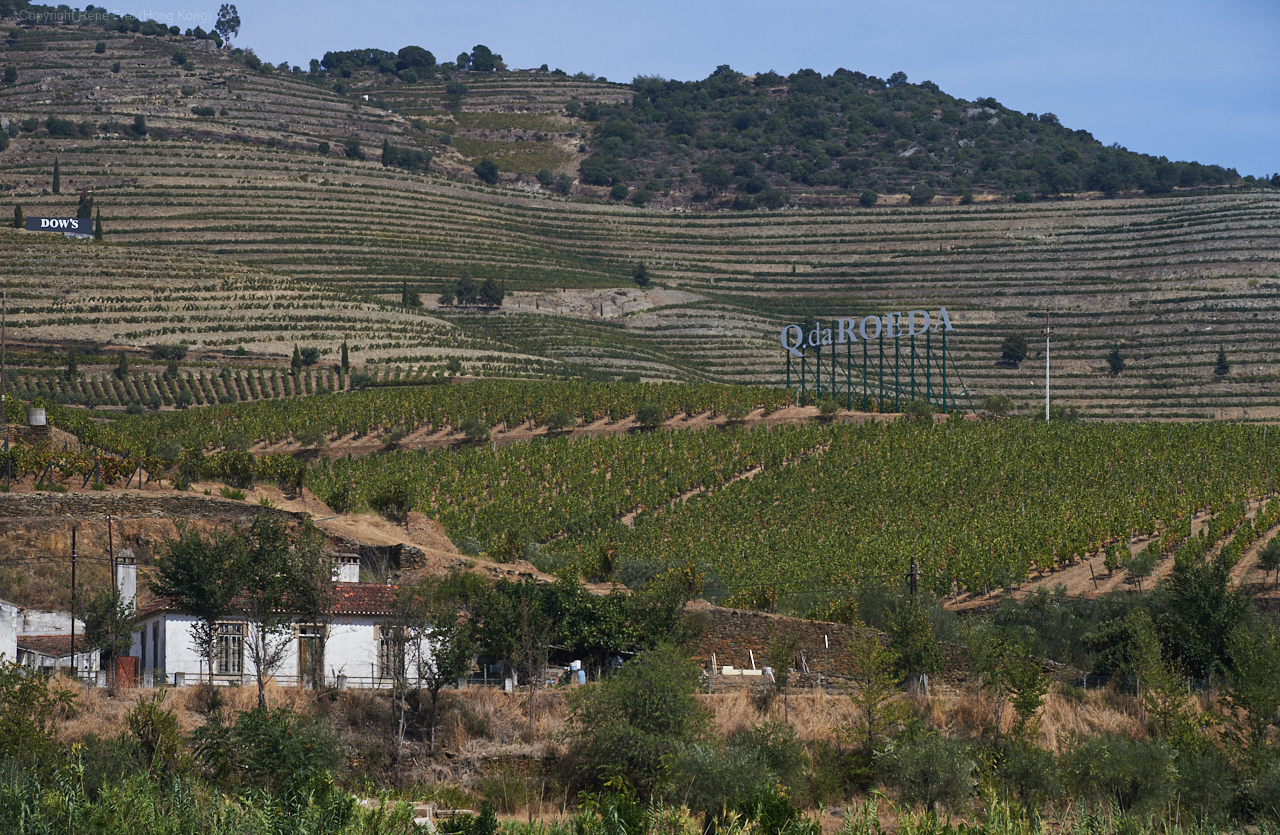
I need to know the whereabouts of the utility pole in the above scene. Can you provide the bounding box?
[1042,309,1054,422]
[70,526,77,681]
[2,290,7,454]
[108,515,115,595]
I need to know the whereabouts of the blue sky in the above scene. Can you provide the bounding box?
[123,0,1278,177]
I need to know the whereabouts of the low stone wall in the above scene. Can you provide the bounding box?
[691,606,870,679]
[0,490,301,523]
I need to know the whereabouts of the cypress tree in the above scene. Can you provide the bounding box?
[1214,346,1231,378]
[13,204,22,229]
[114,350,129,380]
[340,339,349,373]
[94,207,102,240]
[52,157,60,194]
[291,344,302,375]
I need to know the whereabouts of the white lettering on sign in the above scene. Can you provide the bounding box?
[780,308,955,358]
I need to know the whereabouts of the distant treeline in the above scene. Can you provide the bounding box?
[570,66,1251,206]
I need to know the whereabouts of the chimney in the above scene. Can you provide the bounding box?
[116,549,137,612]
[333,554,360,584]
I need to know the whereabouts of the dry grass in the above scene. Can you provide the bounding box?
[48,676,1153,798]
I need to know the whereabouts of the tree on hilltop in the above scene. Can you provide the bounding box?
[468,45,503,72]
[215,4,240,48]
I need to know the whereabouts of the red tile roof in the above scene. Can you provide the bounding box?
[16,635,84,658]
[135,583,397,620]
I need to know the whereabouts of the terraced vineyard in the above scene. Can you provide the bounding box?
[1,25,1279,416]
[314,418,1280,610]
[58,390,1280,613]
[0,226,558,385]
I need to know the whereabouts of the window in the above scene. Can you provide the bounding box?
[152,622,160,673]
[216,622,244,677]
[378,625,404,681]
[297,624,324,687]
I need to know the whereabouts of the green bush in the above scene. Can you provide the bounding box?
[126,691,187,775]
[1062,736,1173,814]
[993,740,1062,816]
[461,416,491,443]
[877,732,975,814]
[566,644,708,796]
[191,706,342,802]
[634,401,665,430]
[474,158,499,185]
[0,662,76,766]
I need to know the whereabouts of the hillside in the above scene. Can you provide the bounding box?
[0,23,1278,418]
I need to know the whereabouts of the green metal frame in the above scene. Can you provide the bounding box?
[785,322,970,413]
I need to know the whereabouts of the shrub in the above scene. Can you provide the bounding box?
[908,185,935,206]
[544,409,576,433]
[994,740,1062,816]
[95,41,106,53]
[0,662,76,766]
[191,706,343,800]
[150,343,188,361]
[634,401,665,430]
[1062,736,1173,813]
[126,691,187,775]
[859,190,878,208]
[566,644,708,796]
[902,399,935,421]
[460,417,491,443]
[878,732,975,814]
[980,395,1015,416]
[474,158,499,184]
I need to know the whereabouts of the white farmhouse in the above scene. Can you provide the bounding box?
[130,555,404,689]
[1,596,99,680]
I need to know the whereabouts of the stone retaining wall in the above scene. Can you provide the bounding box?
[0,490,301,523]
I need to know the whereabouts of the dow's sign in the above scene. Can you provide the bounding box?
[25,217,92,237]
[780,307,954,358]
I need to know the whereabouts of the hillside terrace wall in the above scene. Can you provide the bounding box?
[0,491,302,523]
[691,605,976,689]
[691,606,869,679]
[0,492,306,568]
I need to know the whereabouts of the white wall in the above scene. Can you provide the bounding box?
[19,610,83,636]
[0,600,18,664]
[139,614,391,688]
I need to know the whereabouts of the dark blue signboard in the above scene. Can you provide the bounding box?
[25,217,92,236]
